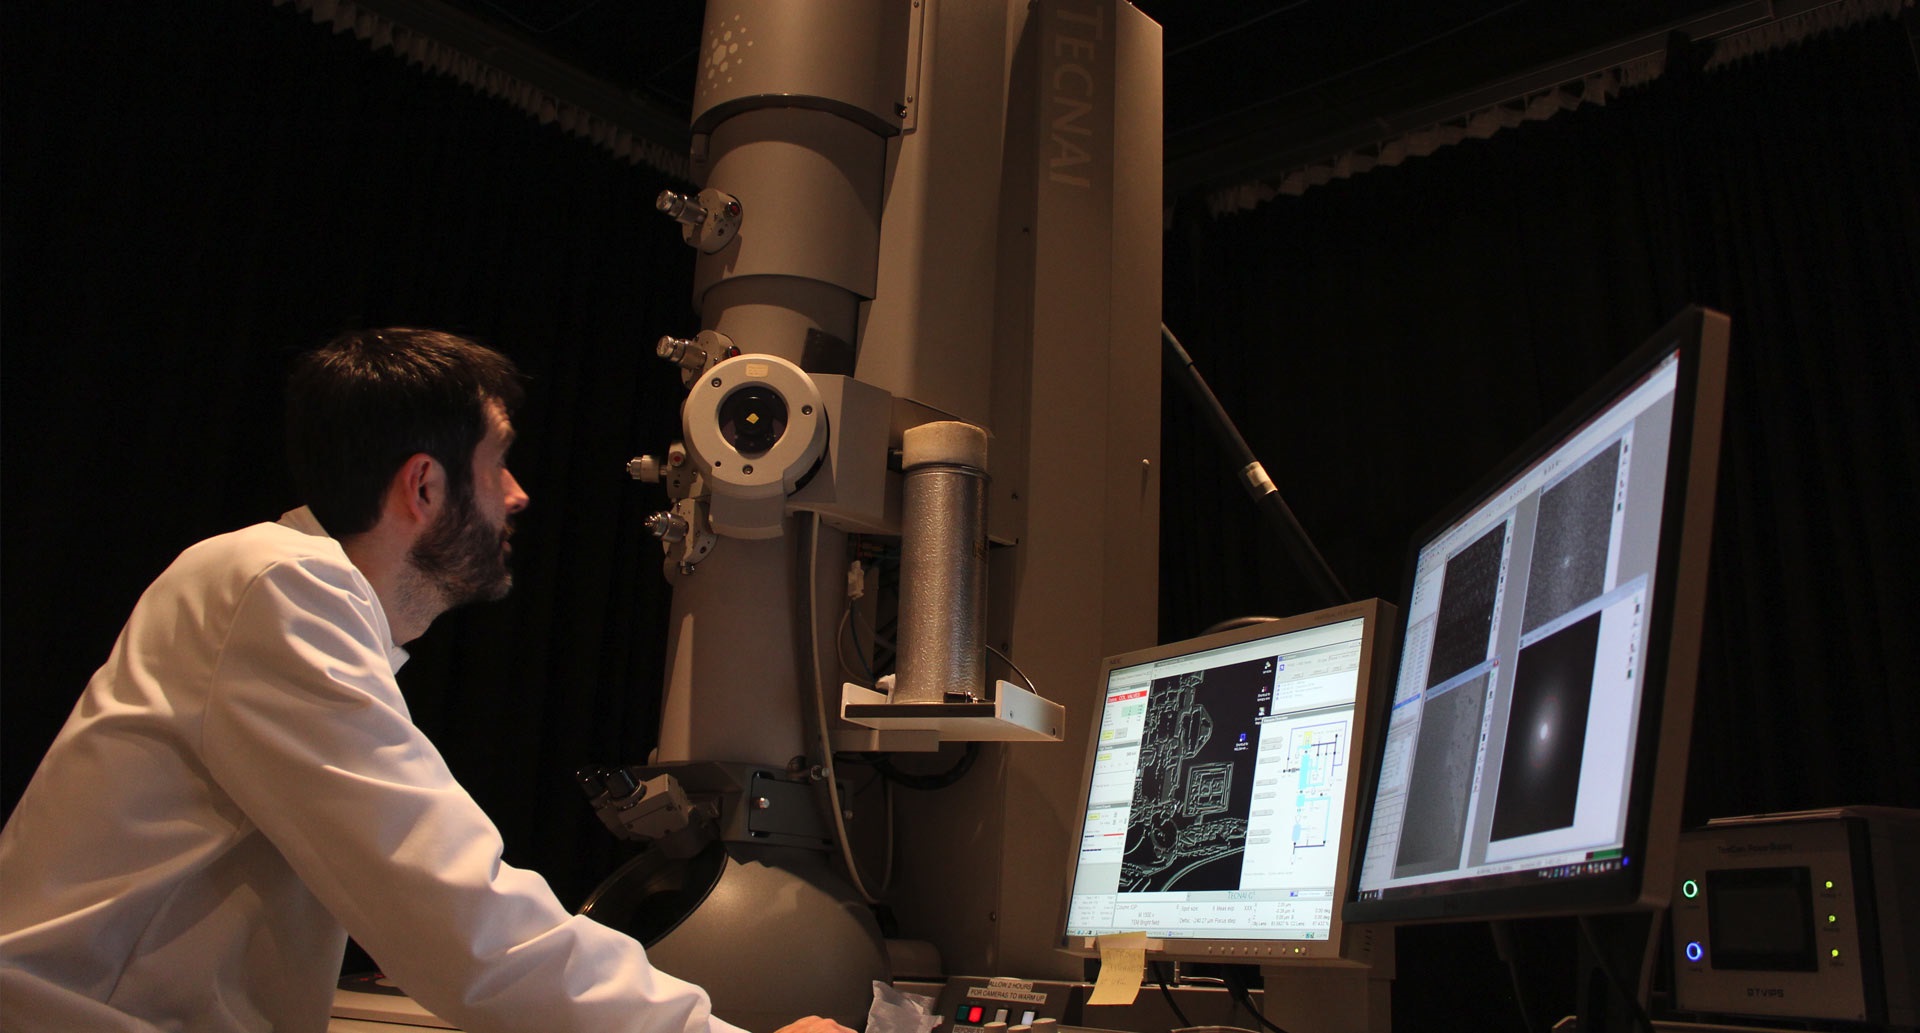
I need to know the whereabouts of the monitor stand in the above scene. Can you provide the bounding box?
[1261,941,1393,1033]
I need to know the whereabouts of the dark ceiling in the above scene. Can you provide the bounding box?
[436,0,1736,196]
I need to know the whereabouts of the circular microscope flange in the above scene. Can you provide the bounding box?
[683,353,828,538]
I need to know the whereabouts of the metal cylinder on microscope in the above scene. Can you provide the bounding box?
[894,421,989,705]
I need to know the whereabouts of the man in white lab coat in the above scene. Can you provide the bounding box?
[0,329,854,1033]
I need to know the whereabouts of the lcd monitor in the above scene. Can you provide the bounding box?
[1061,598,1396,966]
[1345,306,1730,927]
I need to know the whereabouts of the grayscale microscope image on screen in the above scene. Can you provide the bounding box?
[1354,347,1686,904]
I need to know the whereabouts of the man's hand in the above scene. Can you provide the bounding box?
[772,1015,858,1033]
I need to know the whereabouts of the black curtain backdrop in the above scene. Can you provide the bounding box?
[1164,11,1920,816]
[4,2,1918,1026]
[1160,15,1919,1026]
[1,2,696,913]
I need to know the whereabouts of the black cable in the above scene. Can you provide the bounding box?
[1488,920,1541,1033]
[985,644,1040,694]
[865,741,980,791]
[1221,966,1293,1033]
[1161,323,1350,608]
[1166,0,1316,60]
[1153,962,1196,1030]
[1576,915,1659,1033]
[795,515,891,903]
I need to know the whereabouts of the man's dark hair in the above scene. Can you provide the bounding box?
[287,329,524,537]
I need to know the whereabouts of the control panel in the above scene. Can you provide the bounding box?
[1670,807,1916,1027]
[933,977,1082,1033]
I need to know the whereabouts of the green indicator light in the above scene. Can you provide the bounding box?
[1826,880,1835,890]
[1831,948,1841,959]
[1828,914,1838,924]
[1682,879,1700,899]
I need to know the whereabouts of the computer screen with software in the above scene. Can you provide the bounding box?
[1346,306,1730,925]
[1061,598,1395,964]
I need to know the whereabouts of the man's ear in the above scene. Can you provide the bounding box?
[389,453,446,526]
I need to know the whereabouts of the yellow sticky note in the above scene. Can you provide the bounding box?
[1087,931,1147,1006]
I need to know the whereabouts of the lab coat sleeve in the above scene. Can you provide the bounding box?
[198,556,749,1033]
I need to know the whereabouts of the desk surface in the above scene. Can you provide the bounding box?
[330,986,456,1030]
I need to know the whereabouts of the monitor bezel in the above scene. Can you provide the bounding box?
[1058,597,1398,965]
[1343,305,1731,925]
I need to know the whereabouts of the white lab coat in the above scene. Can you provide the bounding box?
[0,509,747,1033]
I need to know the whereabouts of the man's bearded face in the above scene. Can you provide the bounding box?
[409,478,513,607]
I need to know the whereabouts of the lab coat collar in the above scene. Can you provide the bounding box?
[278,506,411,672]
